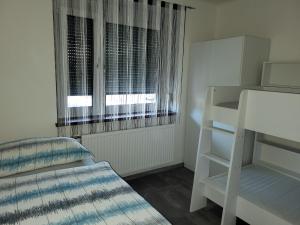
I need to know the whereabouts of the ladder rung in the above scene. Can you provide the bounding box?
[202,126,235,136]
[202,153,230,168]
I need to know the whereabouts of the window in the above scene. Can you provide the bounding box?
[104,23,159,111]
[67,15,94,108]
[53,0,185,132]
[66,18,158,110]
[105,23,158,95]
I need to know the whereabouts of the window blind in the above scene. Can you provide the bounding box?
[67,15,94,96]
[105,23,159,95]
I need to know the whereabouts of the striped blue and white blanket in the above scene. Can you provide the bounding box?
[0,161,170,225]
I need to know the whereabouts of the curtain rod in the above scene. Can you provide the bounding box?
[152,0,196,10]
[185,6,195,9]
[164,1,196,10]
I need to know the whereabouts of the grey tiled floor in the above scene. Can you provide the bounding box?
[127,167,248,225]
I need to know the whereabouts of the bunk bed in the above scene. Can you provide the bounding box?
[190,86,300,225]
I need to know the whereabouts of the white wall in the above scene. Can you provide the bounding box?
[0,0,216,169]
[215,0,300,61]
[184,0,300,170]
[0,0,57,142]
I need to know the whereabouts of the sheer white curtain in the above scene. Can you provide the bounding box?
[53,0,186,137]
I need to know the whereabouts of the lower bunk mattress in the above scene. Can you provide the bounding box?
[0,161,170,225]
[207,164,300,225]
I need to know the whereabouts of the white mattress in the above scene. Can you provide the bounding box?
[207,165,300,225]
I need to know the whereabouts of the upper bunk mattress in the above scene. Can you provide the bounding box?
[0,161,170,225]
[208,164,300,225]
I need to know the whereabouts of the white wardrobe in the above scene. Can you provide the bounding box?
[184,35,270,171]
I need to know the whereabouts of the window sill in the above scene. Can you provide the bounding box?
[56,111,176,127]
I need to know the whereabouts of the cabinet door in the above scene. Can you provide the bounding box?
[189,41,212,114]
[208,37,244,86]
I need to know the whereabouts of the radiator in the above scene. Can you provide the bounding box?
[81,125,175,176]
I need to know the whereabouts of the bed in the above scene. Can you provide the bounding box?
[0,137,170,225]
[190,86,300,225]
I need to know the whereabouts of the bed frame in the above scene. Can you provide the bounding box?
[190,86,300,225]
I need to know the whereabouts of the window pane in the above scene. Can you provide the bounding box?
[105,23,159,95]
[67,96,92,108]
[67,15,94,96]
[106,94,156,106]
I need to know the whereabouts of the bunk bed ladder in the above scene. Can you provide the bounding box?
[220,91,247,225]
[190,88,213,212]
[190,88,248,225]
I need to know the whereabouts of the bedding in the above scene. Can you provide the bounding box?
[0,161,171,225]
[7,158,95,178]
[0,137,92,177]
